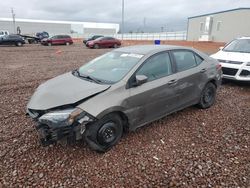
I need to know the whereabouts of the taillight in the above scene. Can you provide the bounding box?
[216,63,222,70]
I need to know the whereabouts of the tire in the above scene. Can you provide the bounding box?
[93,44,99,49]
[48,42,52,46]
[84,113,123,152]
[65,42,70,46]
[16,42,23,47]
[198,82,216,109]
[113,43,118,48]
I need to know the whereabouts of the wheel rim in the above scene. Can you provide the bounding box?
[94,44,99,49]
[66,42,69,45]
[97,122,117,144]
[203,87,214,103]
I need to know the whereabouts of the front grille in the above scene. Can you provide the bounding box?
[240,70,250,77]
[218,59,243,65]
[222,67,238,76]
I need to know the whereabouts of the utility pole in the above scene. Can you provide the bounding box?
[121,0,124,40]
[143,17,146,32]
[11,8,16,34]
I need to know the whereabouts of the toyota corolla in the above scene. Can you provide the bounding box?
[27,45,222,152]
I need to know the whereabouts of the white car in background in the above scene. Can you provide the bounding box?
[211,37,250,81]
[0,30,9,38]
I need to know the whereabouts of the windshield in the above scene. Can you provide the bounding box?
[223,39,250,53]
[78,51,143,84]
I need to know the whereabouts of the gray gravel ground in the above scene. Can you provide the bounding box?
[0,43,249,187]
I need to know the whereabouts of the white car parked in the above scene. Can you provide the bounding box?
[211,37,250,81]
[0,30,9,38]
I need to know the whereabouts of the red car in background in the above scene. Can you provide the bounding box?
[86,37,121,49]
[41,35,73,46]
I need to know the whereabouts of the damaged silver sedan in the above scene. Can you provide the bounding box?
[27,45,222,152]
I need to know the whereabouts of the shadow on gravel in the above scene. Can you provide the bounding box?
[222,79,250,88]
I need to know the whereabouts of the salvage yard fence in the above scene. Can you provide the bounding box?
[71,31,187,41]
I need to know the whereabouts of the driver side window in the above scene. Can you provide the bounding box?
[136,52,172,82]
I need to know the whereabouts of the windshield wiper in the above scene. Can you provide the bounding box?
[72,70,103,84]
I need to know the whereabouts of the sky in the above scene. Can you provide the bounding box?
[0,0,250,32]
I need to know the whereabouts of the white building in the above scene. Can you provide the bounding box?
[0,18,120,37]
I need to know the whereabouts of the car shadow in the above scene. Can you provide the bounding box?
[222,79,250,87]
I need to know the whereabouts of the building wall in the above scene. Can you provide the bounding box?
[0,21,71,35]
[0,18,120,37]
[187,9,250,42]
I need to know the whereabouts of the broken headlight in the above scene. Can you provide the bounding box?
[38,108,92,128]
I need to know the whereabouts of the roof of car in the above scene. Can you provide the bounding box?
[115,45,192,55]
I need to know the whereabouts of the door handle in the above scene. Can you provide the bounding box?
[168,79,178,85]
[200,68,207,73]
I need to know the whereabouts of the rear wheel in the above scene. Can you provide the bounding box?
[94,44,99,49]
[198,82,216,109]
[16,42,23,47]
[84,113,123,152]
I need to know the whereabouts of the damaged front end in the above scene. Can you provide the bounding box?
[27,108,96,146]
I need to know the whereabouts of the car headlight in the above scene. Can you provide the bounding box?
[38,108,92,128]
[246,62,250,66]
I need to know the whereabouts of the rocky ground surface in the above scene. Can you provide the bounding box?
[0,42,249,187]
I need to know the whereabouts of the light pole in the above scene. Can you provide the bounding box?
[121,0,124,40]
[11,8,16,34]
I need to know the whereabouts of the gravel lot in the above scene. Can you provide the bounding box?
[0,42,249,187]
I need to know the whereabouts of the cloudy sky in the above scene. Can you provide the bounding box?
[1,0,250,32]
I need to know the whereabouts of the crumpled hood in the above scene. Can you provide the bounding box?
[27,72,110,110]
[211,50,250,62]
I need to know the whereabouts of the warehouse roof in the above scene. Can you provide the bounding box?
[188,7,250,19]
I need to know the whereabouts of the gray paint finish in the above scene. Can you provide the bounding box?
[187,9,250,42]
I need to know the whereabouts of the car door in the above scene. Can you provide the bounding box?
[99,37,109,47]
[2,36,11,45]
[170,49,208,109]
[126,51,180,127]
[51,36,59,45]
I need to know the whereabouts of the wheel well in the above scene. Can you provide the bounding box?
[208,79,217,88]
[112,111,129,132]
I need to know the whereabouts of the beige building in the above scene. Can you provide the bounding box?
[187,8,250,42]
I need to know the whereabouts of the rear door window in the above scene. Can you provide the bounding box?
[172,50,197,72]
[194,54,204,65]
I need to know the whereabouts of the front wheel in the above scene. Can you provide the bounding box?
[84,113,123,152]
[198,82,216,109]
[48,42,52,46]
[93,44,99,49]
[65,42,70,46]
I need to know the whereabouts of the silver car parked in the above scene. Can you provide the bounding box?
[27,45,222,152]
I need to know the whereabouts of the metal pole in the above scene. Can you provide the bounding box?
[11,8,16,34]
[121,0,124,40]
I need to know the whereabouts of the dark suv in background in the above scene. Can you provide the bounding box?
[83,35,103,45]
[0,35,25,47]
[41,35,73,46]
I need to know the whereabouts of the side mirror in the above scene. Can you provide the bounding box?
[219,46,224,50]
[135,75,148,86]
